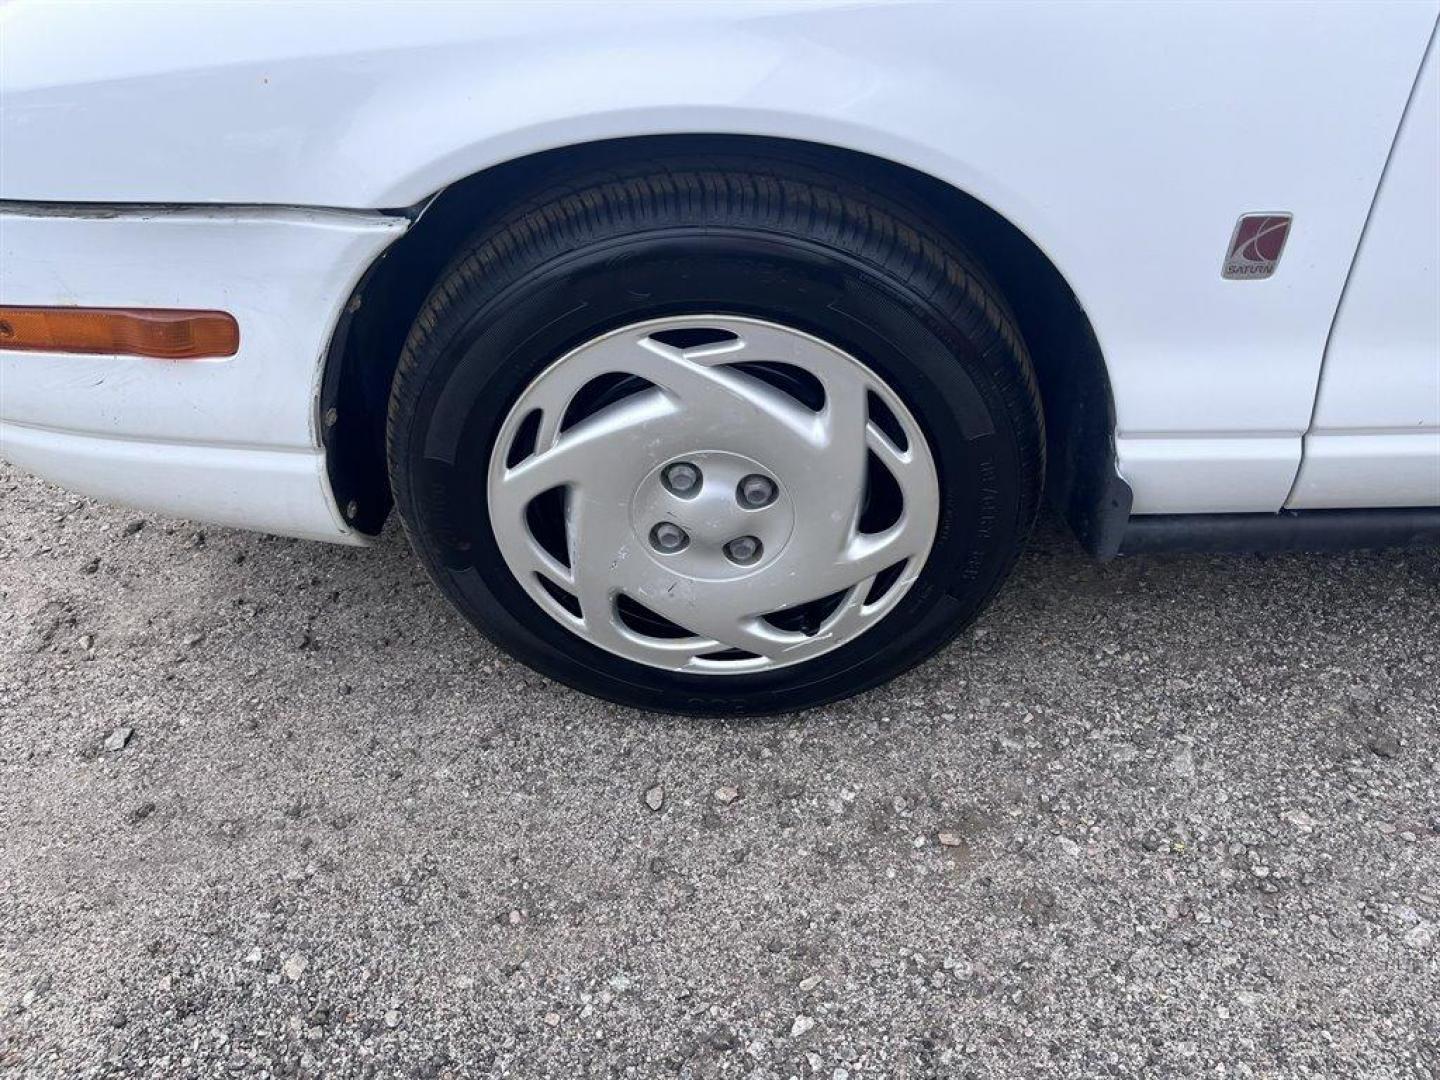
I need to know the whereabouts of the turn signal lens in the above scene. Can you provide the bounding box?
[0,306,239,360]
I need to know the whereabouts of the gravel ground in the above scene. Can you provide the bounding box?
[1,459,1437,1079]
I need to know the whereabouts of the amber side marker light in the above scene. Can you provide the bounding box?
[0,306,239,360]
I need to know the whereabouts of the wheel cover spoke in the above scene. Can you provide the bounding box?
[487,315,940,674]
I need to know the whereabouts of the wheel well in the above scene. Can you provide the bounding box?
[321,134,1130,553]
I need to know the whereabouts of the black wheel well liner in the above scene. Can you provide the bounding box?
[320,134,1130,554]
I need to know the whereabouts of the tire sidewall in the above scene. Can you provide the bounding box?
[392,229,1030,714]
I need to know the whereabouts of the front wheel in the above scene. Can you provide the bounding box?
[386,156,1043,714]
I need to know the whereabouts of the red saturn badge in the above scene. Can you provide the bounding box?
[1223,213,1293,280]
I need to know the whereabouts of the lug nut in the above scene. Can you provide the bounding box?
[663,462,701,496]
[650,522,689,553]
[724,535,763,565]
[737,474,777,508]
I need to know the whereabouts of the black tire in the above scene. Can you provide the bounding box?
[387,153,1043,715]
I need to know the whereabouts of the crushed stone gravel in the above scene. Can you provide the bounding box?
[1,461,1437,1078]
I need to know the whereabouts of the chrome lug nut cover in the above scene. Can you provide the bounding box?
[737,474,776,508]
[724,535,763,564]
[650,522,689,552]
[663,461,701,495]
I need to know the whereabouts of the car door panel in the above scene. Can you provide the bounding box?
[1288,24,1440,509]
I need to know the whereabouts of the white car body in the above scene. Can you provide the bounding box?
[2,0,1437,543]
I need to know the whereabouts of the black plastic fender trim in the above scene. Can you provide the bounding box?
[1118,507,1440,555]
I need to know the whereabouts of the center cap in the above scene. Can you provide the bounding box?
[630,450,796,581]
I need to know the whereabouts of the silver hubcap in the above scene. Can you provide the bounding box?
[487,315,940,674]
